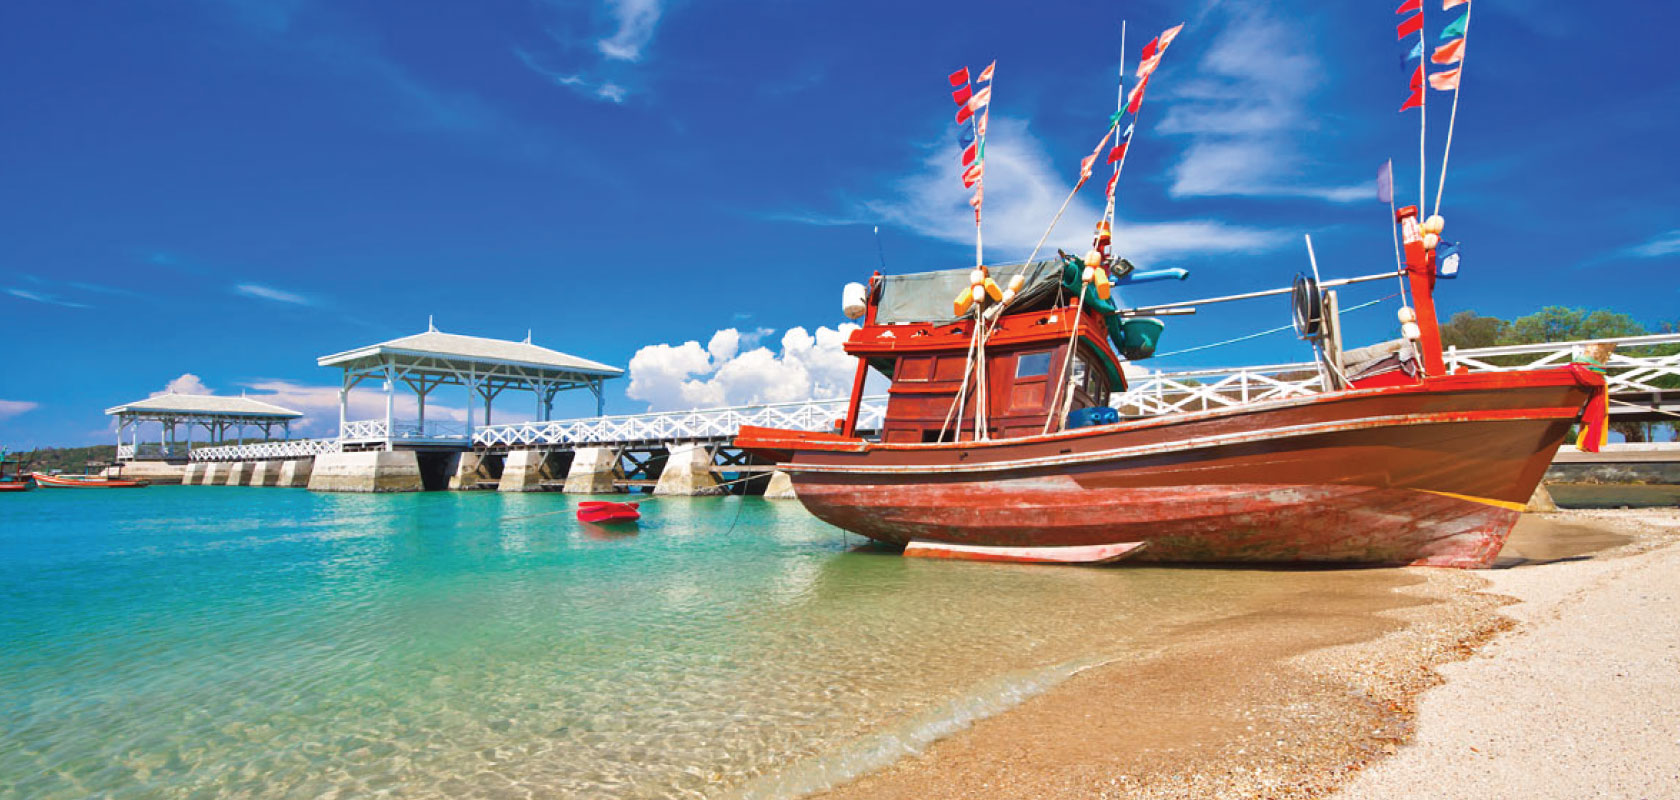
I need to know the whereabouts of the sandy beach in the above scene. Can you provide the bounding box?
[811,509,1680,799]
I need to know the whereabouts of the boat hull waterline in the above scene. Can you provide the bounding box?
[30,473,150,489]
[740,368,1600,568]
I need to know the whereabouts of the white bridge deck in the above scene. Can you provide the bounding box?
[186,334,1680,462]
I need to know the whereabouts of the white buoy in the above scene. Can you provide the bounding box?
[1397,306,1417,324]
[1402,321,1422,341]
[841,282,868,320]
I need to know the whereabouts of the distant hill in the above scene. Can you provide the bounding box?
[8,445,119,474]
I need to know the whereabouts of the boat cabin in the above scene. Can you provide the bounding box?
[842,258,1147,443]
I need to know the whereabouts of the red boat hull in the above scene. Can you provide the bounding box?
[739,368,1600,568]
[576,501,641,524]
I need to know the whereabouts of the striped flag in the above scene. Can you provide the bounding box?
[962,161,984,188]
[1428,66,1461,91]
[969,185,984,210]
[976,109,989,137]
[967,86,992,112]
[1432,38,1464,64]
[1443,0,1469,8]
[977,61,995,84]
[1127,76,1150,113]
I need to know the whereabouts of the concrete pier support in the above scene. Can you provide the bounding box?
[1526,483,1559,513]
[248,461,280,487]
[654,443,723,496]
[308,451,423,493]
[183,463,206,484]
[500,450,563,493]
[563,447,622,494]
[763,470,798,500]
[277,459,313,488]
[448,452,492,491]
[224,462,251,486]
[200,462,227,485]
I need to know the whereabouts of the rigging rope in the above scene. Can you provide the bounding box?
[1147,295,1393,360]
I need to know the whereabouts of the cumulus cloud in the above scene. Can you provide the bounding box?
[0,400,39,421]
[627,326,862,411]
[847,116,1289,263]
[156,373,212,396]
[1156,1,1368,202]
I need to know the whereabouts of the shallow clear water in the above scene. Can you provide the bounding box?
[1,486,1346,799]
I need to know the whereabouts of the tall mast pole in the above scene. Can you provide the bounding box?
[1417,4,1428,215]
[1434,2,1472,215]
[1105,21,1126,226]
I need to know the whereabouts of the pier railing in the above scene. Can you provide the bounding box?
[1113,362,1325,417]
[116,443,196,461]
[340,418,470,444]
[474,396,888,448]
[189,438,341,462]
[1443,333,1680,396]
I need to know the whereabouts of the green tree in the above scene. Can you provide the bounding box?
[1439,310,1508,349]
[1498,306,1646,345]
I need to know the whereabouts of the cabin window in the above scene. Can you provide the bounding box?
[1016,351,1052,378]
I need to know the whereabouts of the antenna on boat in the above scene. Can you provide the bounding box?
[873,225,887,270]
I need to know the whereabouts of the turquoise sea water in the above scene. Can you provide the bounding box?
[2,487,1336,799]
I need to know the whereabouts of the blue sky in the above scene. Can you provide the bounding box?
[2,0,1676,446]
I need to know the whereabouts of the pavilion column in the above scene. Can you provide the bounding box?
[338,371,350,438]
[592,380,604,417]
[465,368,476,437]
[384,363,395,451]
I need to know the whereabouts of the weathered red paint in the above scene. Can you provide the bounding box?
[738,366,1604,568]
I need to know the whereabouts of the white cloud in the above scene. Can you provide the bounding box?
[156,373,213,396]
[234,283,312,306]
[856,116,1289,263]
[5,288,91,309]
[1624,229,1680,259]
[513,48,631,104]
[1155,2,1368,203]
[597,0,663,62]
[627,325,861,411]
[0,400,39,421]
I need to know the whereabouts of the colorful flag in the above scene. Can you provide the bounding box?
[1432,38,1464,64]
[1079,154,1097,182]
[1410,63,1423,89]
[976,109,989,137]
[1127,76,1150,113]
[1428,66,1461,91]
[1105,170,1120,198]
[1107,143,1127,164]
[1399,87,1423,111]
[1121,122,1135,140]
[1377,160,1394,203]
[1159,23,1183,50]
[1137,54,1163,82]
[963,161,984,188]
[1396,12,1423,39]
[951,84,972,105]
[956,104,973,124]
[1140,36,1159,63]
[1395,0,1421,14]
[1406,40,1423,61]
[977,61,995,84]
[958,128,974,148]
[948,67,969,87]
[967,86,991,111]
[969,185,984,209]
[1441,12,1468,39]
[1443,0,1469,8]
[962,143,979,166]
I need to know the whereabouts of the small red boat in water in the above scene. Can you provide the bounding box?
[576,501,641,524]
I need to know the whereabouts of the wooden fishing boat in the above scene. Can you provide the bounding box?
[576,500,641,524]
[31,472,150,489]
[737,223,1603,568]
[0,480,31,492]
[0,453,31,491]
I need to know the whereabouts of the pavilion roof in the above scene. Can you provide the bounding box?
[105,393,304,419]
[316,330,623,378]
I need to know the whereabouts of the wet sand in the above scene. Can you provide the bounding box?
[810,510,1675,800]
